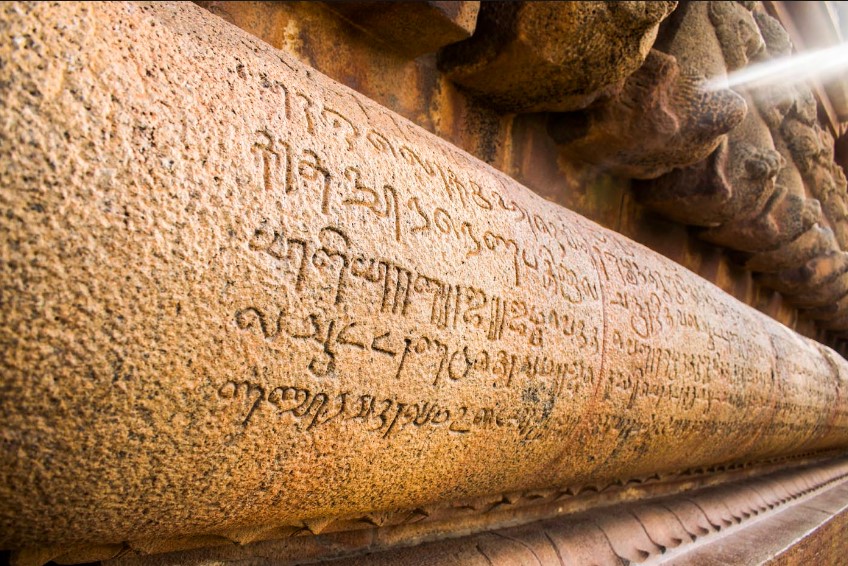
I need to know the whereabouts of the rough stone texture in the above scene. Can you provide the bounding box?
[634,97,785,228]
[709,0,766,71]
[768,490,848,565]
[782,95,848,251]
[744,225,837,273]
[439,1,677,112]
[549,1,756,180]
[627,3,848,342]
[653,1,728,83]
[321,1,480,59]
[758,251,848,298]
[3,1,848,564]
[185,0,831,354]
[548,49,747,179]
[165,457,848,566]
[635,1,783,224]
[696,95,786,236]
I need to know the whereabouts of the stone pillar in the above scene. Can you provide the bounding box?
[1,1,847,559]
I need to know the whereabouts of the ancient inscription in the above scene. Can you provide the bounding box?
[252,131,599,296]
[234,305,594,392]
[233,63,840,472]
[217,369,554,441]
[245,221,600,352]
[7,2,848,551]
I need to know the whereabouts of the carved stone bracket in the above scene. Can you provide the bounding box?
[549,2,757,181]
[536,2,848,342]
[439,1,677,113]
[324,1,480,59]
[630,4,848,339]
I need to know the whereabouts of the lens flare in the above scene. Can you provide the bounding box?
[707,42,848,92]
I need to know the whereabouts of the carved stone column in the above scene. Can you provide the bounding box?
[1,2,848,564]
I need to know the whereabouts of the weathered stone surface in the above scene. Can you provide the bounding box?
[439,1,677,112]
[2,1,848,562]
[323,1,480,59]
[653,1,727,81]
[137,457,848,565]
[697,7,822,254]
[188,0,840,353]
[550,1,782,181]
[789,272,848,309]
[632,139,733,226]
[782,95,848,250]
[701,183,821,253]
[549,49,747,179]
[709,0,765,71]
[745,225,837,273]
[638,90,782,228]
[627,2,848,342]
[632,1,778,220]
[758,251,848,298]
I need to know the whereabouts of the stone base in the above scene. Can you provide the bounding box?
[96,455,848,565]
[768,498,848,565]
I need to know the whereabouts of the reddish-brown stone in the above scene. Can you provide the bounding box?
[3,2,848,565]
[439,1,677,112]
[323,1,480,59]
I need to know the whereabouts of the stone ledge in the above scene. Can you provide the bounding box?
[94,455,848,565]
